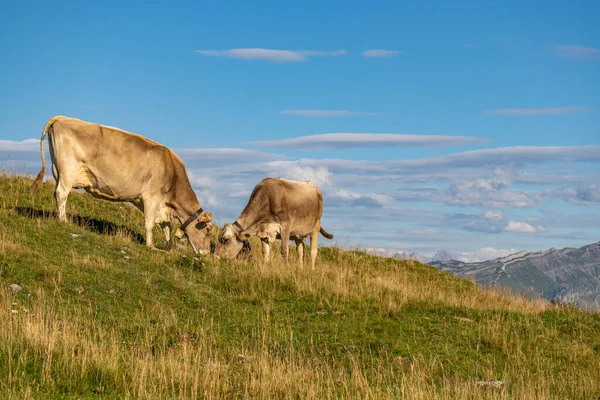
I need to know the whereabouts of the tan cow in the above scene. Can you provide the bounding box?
[31,116,213,253]
[214,177,333,268]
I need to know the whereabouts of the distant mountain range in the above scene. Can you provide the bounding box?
[429,242,600,309]
[366,249,455,264]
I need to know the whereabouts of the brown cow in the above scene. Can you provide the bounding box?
[31,116,213,253]
[214,177,333,268]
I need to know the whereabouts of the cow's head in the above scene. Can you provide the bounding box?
[214,222,250,259]
[176,210,213,254]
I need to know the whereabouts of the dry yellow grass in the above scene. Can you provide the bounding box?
[2,283,599,399]
[234,243,550,315]
[0,233,21,256]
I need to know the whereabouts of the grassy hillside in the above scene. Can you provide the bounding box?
[1,174,599,399]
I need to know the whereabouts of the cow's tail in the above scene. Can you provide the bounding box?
[31,116,64,195]
[320,227,334,240]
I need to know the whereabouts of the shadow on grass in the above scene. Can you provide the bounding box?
[15,206,146,245]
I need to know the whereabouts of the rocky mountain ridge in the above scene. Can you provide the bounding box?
[429,241,600,309]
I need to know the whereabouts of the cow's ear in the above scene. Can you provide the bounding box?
[199,211,212,222]
[238,231,251,241]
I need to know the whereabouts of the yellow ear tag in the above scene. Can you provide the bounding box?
[175,229,185,239]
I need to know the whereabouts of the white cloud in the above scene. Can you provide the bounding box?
[361,49,401,58]
[280,110,383,117]
[195,188,219,208]
[195,48,347,62]
[455,247,521,263]
[187,171,217,189]
[477,247,519,261]
[485,107,593,116]
[266,163,333,188]
[446,169,540,209]
[264,161,392,209]
[505,221,543,233]
[479,247,519,259]
[252,133,484,151]
[554,44,599,60]
[326,188,394,209]
[0,139,38,151]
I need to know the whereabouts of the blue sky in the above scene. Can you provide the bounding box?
[1,0,599,261]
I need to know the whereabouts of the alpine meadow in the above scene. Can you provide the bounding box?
[1,173,599,399]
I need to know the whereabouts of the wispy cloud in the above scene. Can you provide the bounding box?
[252,133,484,150]
[554,44,599,60]
[174,148,286,166]
[485,107,593,116]
[361,49,401,58]
[195,48,347,62]
[280,110,383,117]
[258,146,600,177]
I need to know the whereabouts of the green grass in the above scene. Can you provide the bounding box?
[1,174,599,399]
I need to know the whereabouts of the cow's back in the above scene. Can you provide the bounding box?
[50,117,178,202]
[53,117,164,159]
[253,178,323,225]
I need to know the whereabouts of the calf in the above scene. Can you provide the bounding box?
[214,178,333,268]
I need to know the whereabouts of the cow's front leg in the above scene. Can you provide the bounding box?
[295,239,304,267]
[279,226,291,265]
[261,238,271,264]
[161,221,172,251]
[145,224,154,249]
[143,204,158,250]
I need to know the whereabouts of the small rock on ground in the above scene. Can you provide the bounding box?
[9,284,22,293]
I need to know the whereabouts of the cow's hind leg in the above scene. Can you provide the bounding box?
[54,169,79,222]
[161,222,173,251]
[295,238,305,267]
[55,188,69,222]
[47,133,76,222]
[309,222,321,269]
